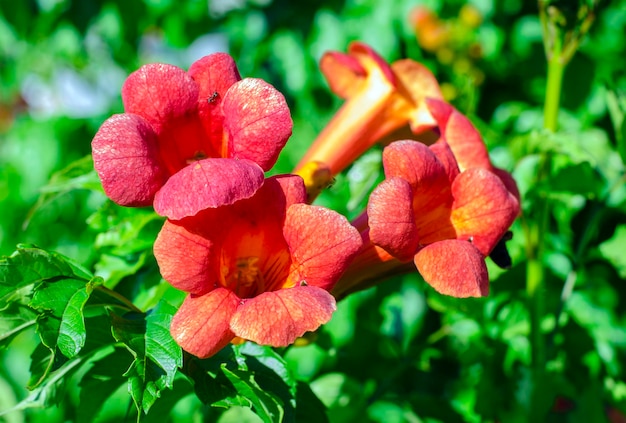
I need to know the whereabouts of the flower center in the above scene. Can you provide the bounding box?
[185,150,208,164]
[223,256,265,297]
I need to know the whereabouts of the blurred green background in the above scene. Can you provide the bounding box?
[2,0,626,422]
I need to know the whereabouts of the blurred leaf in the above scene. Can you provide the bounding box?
[310,373,368,423]
[0,300,37,349]
[23,155,103,230]
[346,149,383,213]
[549,162,604,197]
[2,346,89,416]
[294,381,329,423]
[77,347,131,423]
[599,224,626,278]
[379,278,427,351]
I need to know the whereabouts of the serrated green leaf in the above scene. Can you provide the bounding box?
[237,343,296,393]
[0,246,92,307]
[110,303,182,415]
[30,278,99,358]
[145,301,183,387]
[221,364,284,423]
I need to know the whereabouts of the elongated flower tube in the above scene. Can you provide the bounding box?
[294,42,443,193]
[92,53,292,219]
[153,175,362,358]
[334,140,519,298]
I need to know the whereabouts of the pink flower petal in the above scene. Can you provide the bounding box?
[230,286,336,346]
[368,177,419,262]
[122,63,199,134]
[414,240,489,297]
[429,142,460,183]
[153,158,265,220]
[451,168,520,256]
[426,98,492,171]
[170,288,239,358]
[153,219,221,295]
[284,204,362,290]
[189,53,242,156]
[223,78,292,171]
[382,141,448,189]
[380,141,458,244]
[91,113,167,207]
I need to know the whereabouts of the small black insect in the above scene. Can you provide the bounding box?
[208,91,219,103]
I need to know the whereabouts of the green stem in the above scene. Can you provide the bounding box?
[543,39,565,132]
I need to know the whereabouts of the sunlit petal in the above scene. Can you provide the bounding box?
[223,78,293,171]
[153,158,265,219]
[92,113,167,207]
[230,286,336,346]
[284,204,362,290]
[170,288,239,359]
[368,177,419,262]
[414,240,489,297]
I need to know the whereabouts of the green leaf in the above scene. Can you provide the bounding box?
[30,277,101,359]
[110,301,182,414]
[23,155,104,229]
[145,301,183,387]
[294,381,329,423]
[0,245,92,307]
[599,224,626,278]
[0,300,37,348]
[220,364,284,423]
[2,347,89,416]
[237,343,296,394]
[77,347,132,423]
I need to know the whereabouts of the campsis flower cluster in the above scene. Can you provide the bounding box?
[92,42,519,359]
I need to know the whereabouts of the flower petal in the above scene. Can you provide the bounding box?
[122,63,199,134]
[320,51,367,99]
[391,59,442,133]
[451,168,520,255]
[284,204,362,290]
[429,142,460,183]
[170,288,239,358]
[223,78,292,171]
[368,177,419,261]
[153,219,221,295]
[230,286,336,346]
[414,240,489,297]
[382,141,457,243]
[426,98,492,171]
[153,158,265,219]
[92,113,167,206]
[189,53,242,156]
[383,141,448,188]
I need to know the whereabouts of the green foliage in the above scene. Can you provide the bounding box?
[1,0,626,422]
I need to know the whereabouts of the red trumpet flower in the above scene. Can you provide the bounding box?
[92,53,292,219]
[153,175,362,358]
